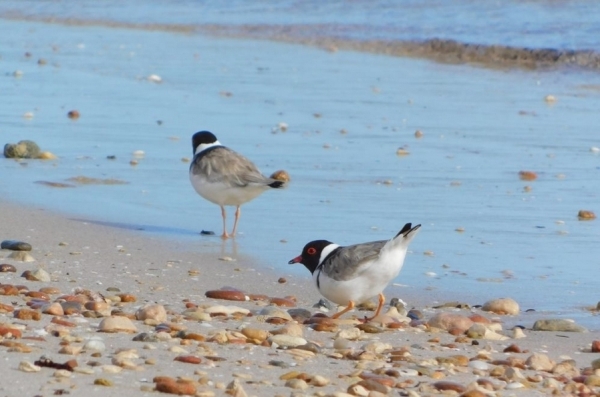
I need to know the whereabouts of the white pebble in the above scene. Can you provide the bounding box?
[468,360,489,371]
[147,74,162,83]
[18,361,41,372]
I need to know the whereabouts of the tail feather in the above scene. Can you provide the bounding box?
[383,223,421,251]
[268,180,285,189]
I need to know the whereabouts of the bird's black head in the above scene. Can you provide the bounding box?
[288,240,332,274]
[192,131,218,154]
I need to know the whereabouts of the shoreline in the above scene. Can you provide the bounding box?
[2,12,600,71]
[1,200,599,396]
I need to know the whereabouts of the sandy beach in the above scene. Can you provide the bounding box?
[1,200,599,396]
[2,3,600,395]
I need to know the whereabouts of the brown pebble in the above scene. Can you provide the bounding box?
[359,373,395,387]
[14,308,41,321]
[578,210,596,220]
[39,287,61,295]
[433,381,466,393]
[0,303,14,313]
[0,326,22,338]
[25,291,50,300]
[269,297,296,307]
[67,110,80,119]
[51,317,76,327]
[155,377,197,395]
[504,343,522,353]
[94,378,113,386]
[182,333,205,342]
[518,170,537,181]
[0,285,20,296]
[0,264,17,272]
[118,294,137,302]
[174,355,202,364]
[270,170,290,182]
[468,314,492,324]
[205,289,247,301]
[277,277,287,284]
[311,323,338,332]
[591,340,600,353]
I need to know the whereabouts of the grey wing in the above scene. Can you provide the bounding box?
[191,147,273,187]
[324,240,386,281]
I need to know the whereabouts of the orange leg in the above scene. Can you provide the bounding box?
[364,293,385,322]
[220,206,230,239]
[230,206,241,237]
[331,300,355,319]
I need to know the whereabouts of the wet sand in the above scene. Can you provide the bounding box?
[1,200,599,396]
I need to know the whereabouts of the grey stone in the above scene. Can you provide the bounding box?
[532,319,588,332]
[3,140,41,159]
[1,240,32,251]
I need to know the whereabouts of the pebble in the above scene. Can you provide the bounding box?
[592,340,600,353]
[18,361,41,372]
[518,170,537,181]
[94,378,113,386]
[135,304,167,322]
[225,379,248,397]
[270,170,290,182]
[427,312,473,333]
[481,297,520,315]
[205,289,248,301]
[1,240,32,251]
[532,319,588,332]
[3,140,41,159]
[257,306,293,321]
[578,210,596,220]
[174,355,202,364]
[285,379,308,390]
[241,327,269,342]
[0,264,17,272]
[7,251,35,262]
[526,353,555,371]
[336,327,362,341]
[42,302,64,315]
[67,110,80,119]
[155,377,197,396]
[269,335,307,348]
[98,316,138,333]
[83,337,106,352]
[204,305,249,316]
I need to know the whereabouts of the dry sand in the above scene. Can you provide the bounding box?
[1,200,599,396]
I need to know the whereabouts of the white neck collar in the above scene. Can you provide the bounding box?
[318,244,340,266]
[195,140,222,156]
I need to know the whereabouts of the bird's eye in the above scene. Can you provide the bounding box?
[307,247,317,255]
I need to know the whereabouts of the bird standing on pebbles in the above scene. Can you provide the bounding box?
[289,223,421,321]
[189,131,287,239]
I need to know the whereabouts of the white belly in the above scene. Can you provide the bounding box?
[190,173,267,206]
[314,251,406,306]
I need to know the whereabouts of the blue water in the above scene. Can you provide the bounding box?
[1,1,599,328]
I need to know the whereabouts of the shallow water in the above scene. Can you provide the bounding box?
[1,4,600,328]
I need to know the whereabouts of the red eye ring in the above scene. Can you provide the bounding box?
[307,247,317,255]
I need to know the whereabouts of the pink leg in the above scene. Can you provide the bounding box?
[231,206,241,237]
[220,206,229,239]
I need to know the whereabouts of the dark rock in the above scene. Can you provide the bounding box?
[132,332,158,342]
[407,309,423,320]
[200,230,215,235]
[1,240,32,251]
[3,140,41,159]
[287,308,312,322]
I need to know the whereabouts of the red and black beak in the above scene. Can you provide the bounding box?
[288,255,302,265]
